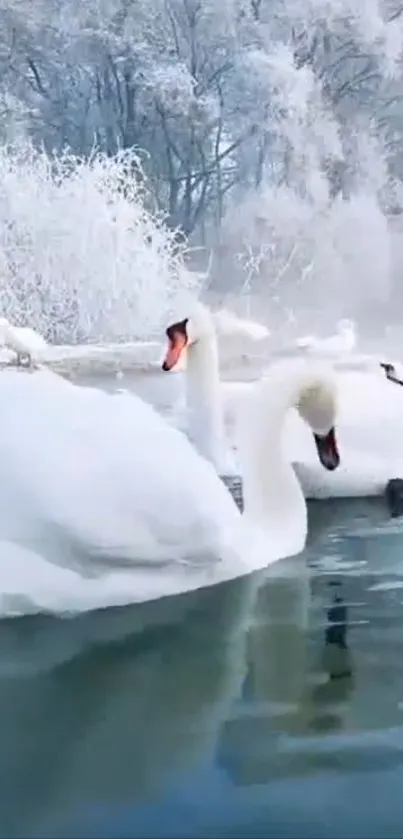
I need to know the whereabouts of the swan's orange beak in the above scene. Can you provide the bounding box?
[162,321,188,371]
[314,427,340,471]
[162,334,187,371]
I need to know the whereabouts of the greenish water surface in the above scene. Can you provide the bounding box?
[1,498,403,838]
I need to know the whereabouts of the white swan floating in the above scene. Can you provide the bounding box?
[162,304,403,501]
[0,355,338,616]
[286,360,403,499]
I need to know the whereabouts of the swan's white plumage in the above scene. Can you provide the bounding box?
[166,304,403,499]
[230,360,339,578]
[283,363,403,497]
[0,369,237,557]
[0,368,247,613]
[165,302,336,477]
[0,356,337,616]
[0,318,48,361]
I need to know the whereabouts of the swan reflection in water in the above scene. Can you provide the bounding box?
[217,555,312,786]
[0,572,259,838]
[217,499,403,794]
[5,500,403,836]
[0,503,353,833]
[218,502,357,786]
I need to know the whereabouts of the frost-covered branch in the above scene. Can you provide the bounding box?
[0,145,202,342]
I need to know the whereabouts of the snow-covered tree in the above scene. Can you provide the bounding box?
[0,144,201,342]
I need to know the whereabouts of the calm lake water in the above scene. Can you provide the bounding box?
[2,497,403,839]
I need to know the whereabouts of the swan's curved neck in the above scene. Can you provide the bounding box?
[186,332,225,471]
[237,371,308,551]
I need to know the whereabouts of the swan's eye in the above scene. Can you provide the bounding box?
[166,318,188,342]
[162,319,189,371]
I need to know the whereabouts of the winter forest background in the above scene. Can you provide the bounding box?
[0,0,403,341]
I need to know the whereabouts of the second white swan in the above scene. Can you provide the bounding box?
[162,303,403,499]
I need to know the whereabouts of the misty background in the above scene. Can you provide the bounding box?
[0,0,402,343]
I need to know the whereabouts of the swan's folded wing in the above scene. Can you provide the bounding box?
[72,389,241,564]
[0,371,240,567]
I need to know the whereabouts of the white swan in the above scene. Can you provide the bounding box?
[162,304,403,499]
[0,318,48,366]
[164,305,266,471]
[162,302,335,476]
[163,303,229,470]
[285,361,403,498]
[0,357,338,616]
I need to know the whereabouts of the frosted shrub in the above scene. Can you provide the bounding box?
[224,181,391,313]
[0,145,201,343]
[221,33,395,320]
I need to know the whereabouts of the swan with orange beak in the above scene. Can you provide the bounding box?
[162,304,340,507]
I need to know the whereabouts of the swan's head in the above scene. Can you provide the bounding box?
[162,303,214,371]
[296,374,339,471]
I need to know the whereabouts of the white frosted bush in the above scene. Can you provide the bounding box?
[0,144,201,343]
[224,182,391,310]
